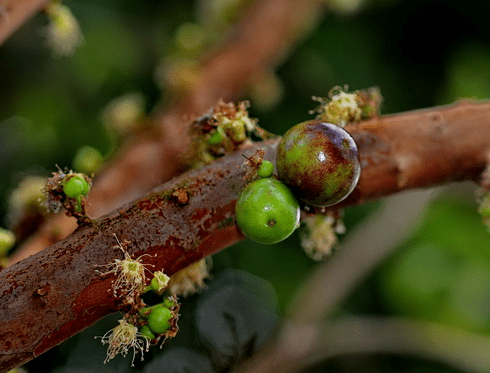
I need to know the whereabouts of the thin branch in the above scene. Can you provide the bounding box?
[1,100,490,372]
[9,0,327,264]
[231,188,439,373]
[232,99,490,373]
[235,316,490,373]
[319,316,490,372]
[287,187,439,323]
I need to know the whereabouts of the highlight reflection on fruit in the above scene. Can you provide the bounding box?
[235,178,300,244]
[277,120,361,207]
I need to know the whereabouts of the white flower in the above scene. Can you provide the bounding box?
[45,3,84,57]
[151,271,170,292]
[301,214,345,261]
[311,86,363,127]
[167,258,212,297]
[97,319,149,366]
[97,235,153,299]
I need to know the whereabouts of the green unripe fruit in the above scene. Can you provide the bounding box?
[277,120,360,207]
[139,325,156,340]
[207,127,226,145]
[62,174,90,198]
[147,306,172,334]
[235,178,300,244]
[257,160,274,178]
[77,175,90,196]
[163,298,175,309]
[62,177,85,198]
[150,277,160,291]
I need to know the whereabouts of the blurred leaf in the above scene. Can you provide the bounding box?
[378,199,490,332]
[142,347,213,373]
[220,235,314,314]
[69,18,145,95]
[440,42,490,103]
[194,269,279,371]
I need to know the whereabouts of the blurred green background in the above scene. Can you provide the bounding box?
[1,0,490,372]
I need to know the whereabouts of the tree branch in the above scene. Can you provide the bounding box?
[319,316,490,372]
[288,188,439,323]
[232,188,439,373]
[1,100,490,372]
[235,316,490,373]
[0,0,49,45]
[9,0,326,264]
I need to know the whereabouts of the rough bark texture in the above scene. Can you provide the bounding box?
[9,0,326,264]
[0,143,256,373]
[342,100,488,203]
[1,100,490,372]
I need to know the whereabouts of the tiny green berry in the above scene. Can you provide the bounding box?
[62,174,90,199]
[150,277,163,292]
[77,175,91,196]
[163,297,175,309]
[139,306,153,316]
[139,325,156,340]
[63,177,85,198]
[257,160,274,178]
[147,306,172,334]
[0,228,15,256]
[207,127,226,145]
[235,178,300,244]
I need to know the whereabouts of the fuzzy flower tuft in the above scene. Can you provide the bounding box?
[301,214,346,261]
[188,100,273,166]
[98,235,153,300]
[97,319,149,366]
[167,258,212,297]
[311,86,382,127]
[44,2,84,57]
[311,86,362,127]
[151,271,170,292]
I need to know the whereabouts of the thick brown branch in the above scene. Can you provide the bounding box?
[0,0,49,45]
[10,0,326,264]
[339,99,489,206]
[1,100,490,372]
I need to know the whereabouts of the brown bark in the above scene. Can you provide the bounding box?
[9,0,326,264]
[0,0,50,45]
[1,100,489,372]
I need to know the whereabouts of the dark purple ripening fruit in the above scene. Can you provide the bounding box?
[276,120,361,207]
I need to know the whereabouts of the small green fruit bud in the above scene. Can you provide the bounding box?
[139,325,156,340]
[257,160,274,178]
[63,178,85,198]
[147,306,173,334]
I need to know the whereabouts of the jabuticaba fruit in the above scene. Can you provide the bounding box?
[276,120,360,207]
